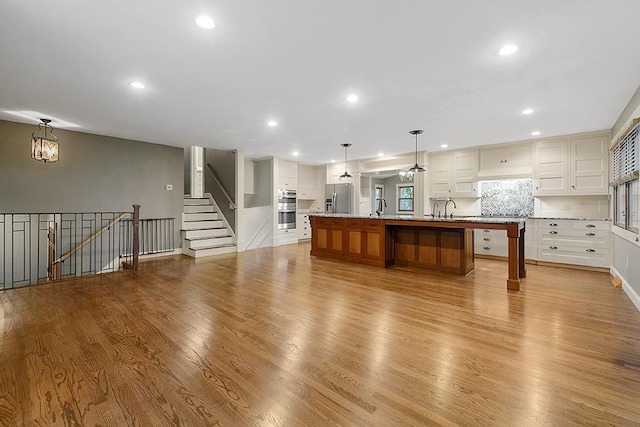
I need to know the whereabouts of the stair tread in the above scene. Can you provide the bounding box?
[183,226,227,230]
[184,218,219,221]
[186,235,231,241]
[189,243,236,250]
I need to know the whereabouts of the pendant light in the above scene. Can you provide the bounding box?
[339,143,352,180]
[31,118,59,163]
[407,129,425,175]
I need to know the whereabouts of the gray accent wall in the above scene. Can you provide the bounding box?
[204,148,236,231]
[0,119,183,242]
[613,235,640,304]
[183,147,191,195]
[245,159,272,208]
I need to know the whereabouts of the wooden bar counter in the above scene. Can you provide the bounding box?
[309,215,526,291]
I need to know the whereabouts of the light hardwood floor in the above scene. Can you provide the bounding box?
[1,241,639,426]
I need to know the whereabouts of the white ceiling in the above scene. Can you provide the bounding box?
[1,1,639,165]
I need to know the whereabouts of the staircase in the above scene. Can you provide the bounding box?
[182,197,236,258]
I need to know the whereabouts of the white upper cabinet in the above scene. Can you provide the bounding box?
[533,140,569,195]
[533,135,608,196]
[569,136,608,195]
[453,150,479,196]
[478,143,532,179]
[430,153,453,197]
[277,159,297,189]
[297,165,317,199]
[430,150,479,197]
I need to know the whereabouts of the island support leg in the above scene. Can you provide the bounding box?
[519,227,526,278]
[507,236,520,290]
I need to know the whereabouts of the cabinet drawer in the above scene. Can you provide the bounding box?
[313,217,344,227]
[347,219,384,229]
[537,245,610,267]
[474,229,507,245]
[570,221,609,231]
[537,229,610,248]
[474,243,508,257]
[537,219,609,231]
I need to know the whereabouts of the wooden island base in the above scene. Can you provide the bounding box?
[310,216,526,290]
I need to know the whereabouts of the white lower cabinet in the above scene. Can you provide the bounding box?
[474,229,508,257]
[536,219,610,268]
[297,214,310,240]
[474,220,535,259]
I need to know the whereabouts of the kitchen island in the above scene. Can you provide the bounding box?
[309,215,527,291]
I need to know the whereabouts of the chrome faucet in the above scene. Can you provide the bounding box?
[376,198,387,216]
[444,198,457,218]
[432,202,440,218]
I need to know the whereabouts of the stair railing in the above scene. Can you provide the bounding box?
[52,212,129,270]
[1,205,141,290]
[206,163,237,209]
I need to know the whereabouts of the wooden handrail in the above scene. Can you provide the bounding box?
[206,163,237,209]
[52,212,128,265]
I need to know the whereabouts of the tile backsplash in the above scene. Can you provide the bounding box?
[480,179,534,217]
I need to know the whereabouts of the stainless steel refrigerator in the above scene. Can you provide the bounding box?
[325,183,352,214]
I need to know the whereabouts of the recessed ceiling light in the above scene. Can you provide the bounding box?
[377,152,384,157]
[267,120,278,127]
[521,108,534,115]
[347,94,359,103]
[531,131,541,136]
[129,81,145,89]
[196,16,215,29]
[499,44,519,56]
[440,144,448,148]
[331,159,336,163]
[292,151,299,156]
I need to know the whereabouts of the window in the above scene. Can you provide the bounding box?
[397,185,414,213]
[611,122,639,233]
[630,179,639,232]
[375,185,385,214]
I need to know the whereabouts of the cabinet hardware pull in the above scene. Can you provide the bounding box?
[483,229,490,232]
[549,231,558,235]
[585,249,596,253]
[586,224,596,228]
[483,238,490,241]
[549,246,558,250]
[484,246,491,250]
[572,185,575,189]
[586,233,595,236]
[550,223,558,226]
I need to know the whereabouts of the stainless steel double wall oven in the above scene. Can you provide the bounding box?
[277,189,296,230]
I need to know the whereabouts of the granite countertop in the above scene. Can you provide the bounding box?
[530,217,611,221]
[308,213,526,224]
[308,213,610,222]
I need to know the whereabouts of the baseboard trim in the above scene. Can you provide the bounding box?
[535,260,610,273]
[611,266,640,312]
[474,254,537,264]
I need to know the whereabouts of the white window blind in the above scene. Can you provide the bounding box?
[611,122,639,184]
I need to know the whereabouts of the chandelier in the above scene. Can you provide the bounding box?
[31,118,59,163]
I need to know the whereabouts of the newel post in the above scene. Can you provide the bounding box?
[132,204,140,270]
